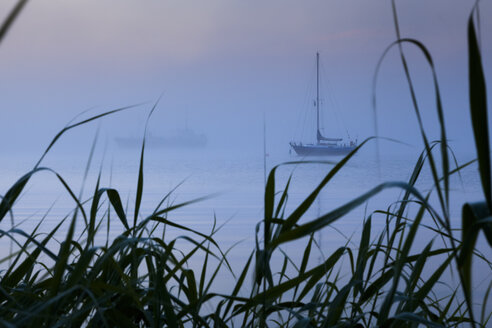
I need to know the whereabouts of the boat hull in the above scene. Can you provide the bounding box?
[290,143,355,156]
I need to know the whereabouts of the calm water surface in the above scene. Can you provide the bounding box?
[0,145,490,307]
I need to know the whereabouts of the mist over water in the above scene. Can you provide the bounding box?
[1,143,486,265]
[0,0,490,158]
[0,0,491,323]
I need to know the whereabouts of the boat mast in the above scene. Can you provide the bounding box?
[316,52,320,144]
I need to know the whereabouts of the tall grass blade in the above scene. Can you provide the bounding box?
[481,281,492,326]
[98,188,129,230]
[325,282,353,326]
[1,223,62,288]
[0,168,88,224]
[392,312,443,328]
[134,95,162,227]
[0,0,28,46]
[354,217,371,297]
[378,199,427,324]
[403,252,454,314]
[238,247,346,314]
[468,10,491,209]
[273,181,435,248]
[222,251,254,319]
[35,104,143,168]
[459,201,488,326]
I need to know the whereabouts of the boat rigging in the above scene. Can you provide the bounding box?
[290,52,357,156]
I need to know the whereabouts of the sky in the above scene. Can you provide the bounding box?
[0,2,490,317]
[0,0,490,159]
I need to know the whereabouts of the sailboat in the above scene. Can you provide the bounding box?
[116,117,207,149]
[290,53,357,156]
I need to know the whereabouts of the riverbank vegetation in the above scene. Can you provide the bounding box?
[0,1,491,327]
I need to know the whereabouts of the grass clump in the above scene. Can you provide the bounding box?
[0,0,491,327]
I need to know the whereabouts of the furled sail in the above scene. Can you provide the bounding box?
[317,130,342,142]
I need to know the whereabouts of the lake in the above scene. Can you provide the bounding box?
[0,143,490,314]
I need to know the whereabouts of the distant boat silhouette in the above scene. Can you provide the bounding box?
[290,53,357,156]
[116,128,207,149]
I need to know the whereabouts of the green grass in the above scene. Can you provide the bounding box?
[0,0,491,327]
